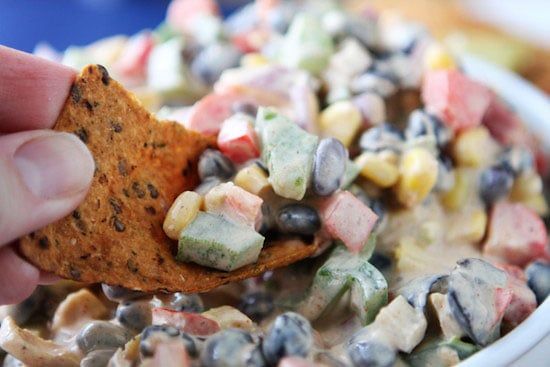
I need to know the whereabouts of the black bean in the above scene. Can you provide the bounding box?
[262,312,313,366]
[276,204,321,236]
[80,349,116,367]
[101,284,145,302]
[238,292,274,322]
[77,321,131,354]
[447,258,508,346]
[525,261,550,305]
[232,101,259,117]
[202,329,266,367]
[479,165,513,206]
[350,72,397,97]
[6,287,45,325]
[348,341,396,367]
[198,149,235,181]
[405,109,452,148]
[115,300,152,332]
[359,123,403,153]
[397,274,448,311]
[191,43,242,85]
[169,293,204,313]
[498,147,534,177]
[140,325,198,358]
[312,138,348,196]
[369,252,392,271]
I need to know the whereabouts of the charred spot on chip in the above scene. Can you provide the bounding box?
[122,188,130,198]
[152,141,166,149]
[70,84,82,103]
[75,127,89,143]
[145,206,156,215]
[69,266,81,280]
[118,159,128,176]
[38,237,49,249]
[181,166,190,177]
[98,174,108,184]
[147,183,159,199]
[127,259,139,273]
[83,100,94,111]
[111,121,123,133]
[109,197,123,214]
[80,253,91,260]
[96,64,111,85]
[112,216,126,232]
[132,182,146,198]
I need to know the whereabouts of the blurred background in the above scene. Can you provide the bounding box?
[1,0,549,93]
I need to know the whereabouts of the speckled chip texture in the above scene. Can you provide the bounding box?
[19,65,318,293]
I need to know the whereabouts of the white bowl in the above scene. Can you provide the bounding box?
[458,55,550,366]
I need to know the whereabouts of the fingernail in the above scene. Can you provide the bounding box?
[14,132,94,199]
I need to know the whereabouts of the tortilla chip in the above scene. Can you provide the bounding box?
[19,65,317,293]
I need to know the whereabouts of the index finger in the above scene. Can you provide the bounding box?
[0,45,76,134]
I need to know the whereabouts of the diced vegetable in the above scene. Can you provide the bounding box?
[278,13,334,75]
[396,147,438,207]
[256,108,318,200]
[185,92,244,136]
[166,0,219,35]
[113,31,154,82]
[204,182,263,229]
[201,306,254,331]
[163,191,203,240]
[349,296,427,355]
[152,341,191,367]
[452,126,499,168]
[320,191,378,253]
[319,100,362,147]
[440,167,475,210]
[240,52,269,68]
[217,113,260,164]
[152,307,220,337]
[355,152,399,188]
[178,212,264,271]
[340,159,361,189]
[497,265,537,328]
[353,92,386,127]
[422,70,491,132]
[483,201,549,266]
[429,293,465,340]
[370,296,427,353]
[0,316,81,367]
[297,240,387,325]
[447,258,511,346]
[423,43,456,71]
[234,164,271,196]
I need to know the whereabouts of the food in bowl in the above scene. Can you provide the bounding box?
[2,0,550,366]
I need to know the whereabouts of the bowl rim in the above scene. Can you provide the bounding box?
[459,54,550,365]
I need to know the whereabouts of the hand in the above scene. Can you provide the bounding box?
[0,46,94,304]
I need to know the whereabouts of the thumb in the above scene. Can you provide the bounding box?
[0,130,94,246]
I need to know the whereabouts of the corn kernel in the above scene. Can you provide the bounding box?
[377,149,399,166]
[241,53,269,68]
[510,170,543,201]
[521,193,548,216]
[394,237,442,274]
[452,126,498,168]
[396,148,438,207]
[163,191,202,240]
[319,100,362,147]
[234,164,271,195]
[424,43,456,71]
[467,209,488,242]
[355,152,399,188]
[440,168,471,210]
